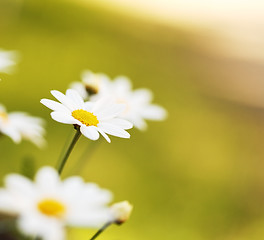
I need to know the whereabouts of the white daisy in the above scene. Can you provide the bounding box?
[0,166,113,240]
[91,75,167,130]
[40,89,133,143]
[69,70,109,100]
[0,104,45,147]
[0,49,18,74]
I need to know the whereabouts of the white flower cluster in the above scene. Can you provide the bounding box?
[0,61,166,240]
[0,166,132,240]
[70,70,167,131]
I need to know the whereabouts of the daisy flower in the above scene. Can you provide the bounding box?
[40,89,133,143]
[69,70,109,100]
[0,104,45,147]
[71,72,167,130]
[0,166,114,240]
[0,49,18,74]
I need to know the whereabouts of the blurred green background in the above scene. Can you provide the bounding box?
[1,0,264,239]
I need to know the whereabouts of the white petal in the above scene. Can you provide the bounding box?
[69,82,88,100]
[85,183,113,204]
[84,101,94,112]
[66,89,85,108]
[132,88,153,103]
[61,176,84,199]
[99,123,130,138]
[96,103,126,120]
[51,112,77,124]
[141,105,168,120]
[91,97,114,113]
[82,183,113,205]
[97,127,111,143]
[106,118,133,129]
[50,90,77,111]
[1,126,21,143]
[35,167,60,192]
[113,76,132,92]
[0,190,19,214]
[130,117,147,131]
[67,208,112,227]
[7,114,46,148]
[18,215,65,240]
[5,174,34,196]
[40,99,70,112]
[80,125,100,140]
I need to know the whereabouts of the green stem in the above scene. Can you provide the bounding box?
[32,129,81,240]
[57,128,81,175]
[90,222,112,240]
[32,235,41,240]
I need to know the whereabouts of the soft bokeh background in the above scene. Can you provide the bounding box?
[1,0,264,239]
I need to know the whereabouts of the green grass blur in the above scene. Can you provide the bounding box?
[1,0,264,239]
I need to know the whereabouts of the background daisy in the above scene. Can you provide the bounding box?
[0,104,45,147]
[69,70,109,100]
[0,49,18,74]
[0,166,114,240]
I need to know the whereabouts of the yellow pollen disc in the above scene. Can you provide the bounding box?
[85,85,98,95]
[38,199,65,217]
[0,112,8,123]
[72,109,99,126]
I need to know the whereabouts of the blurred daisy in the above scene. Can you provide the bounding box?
[0,166,113,240]
[69,70,109,100]
[0,104,45,147]
[0,49,19,74]
[93,75,167,130]
[40,89,132,143]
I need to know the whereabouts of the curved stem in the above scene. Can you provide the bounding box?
[90,222,112,240]
[57,128,81,175]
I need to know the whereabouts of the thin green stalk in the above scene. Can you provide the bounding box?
[33,129,82,240]
[33,235,41,240]
[90,222,112,240]
[57,128,81,175]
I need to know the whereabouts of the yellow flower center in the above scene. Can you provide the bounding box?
[38,199,66,217]
[72,109,99,126]
[85,85,98,95]
[84,75,101,95]
[0,112,8,123]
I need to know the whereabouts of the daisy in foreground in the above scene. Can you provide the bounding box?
[40,89,133,143]
[70,70,167,130]
[0,104,45,147]
[0,166,114,240]
[0,49,18,74]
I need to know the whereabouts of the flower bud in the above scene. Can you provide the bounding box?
[111,201,133,225]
